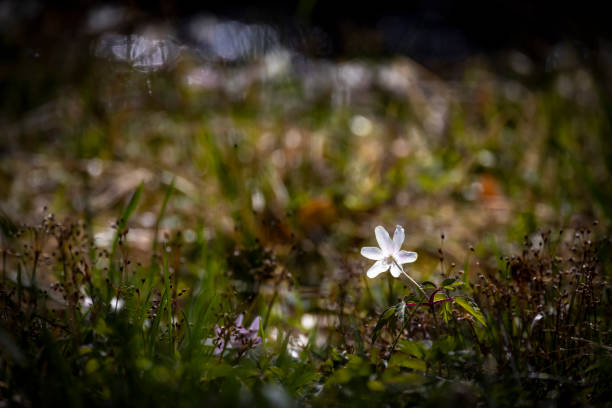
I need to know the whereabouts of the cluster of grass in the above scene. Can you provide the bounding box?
[0,184,610,406]
[2,20,612,405]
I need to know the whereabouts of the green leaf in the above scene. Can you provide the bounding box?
[327,355,369,384]
[442,278,465,290]
[455,296,487,326]
[433,292,448,302]
[388,353,427,372]
[367,380,386,391]
[405,294,422,304]
[371,306,396,344]
[446,281,465,290]
[398,339,429,359]
[441,301,452,323]
[421,281,437,290]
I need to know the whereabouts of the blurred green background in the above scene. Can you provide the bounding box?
[2,4,612,407]
[1,1,612,286]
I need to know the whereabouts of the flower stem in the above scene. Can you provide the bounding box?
[387,274,393,305]
[397,264,428,301]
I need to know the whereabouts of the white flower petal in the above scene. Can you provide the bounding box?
[375,226,394,255]
[110,297,124,310]
[395,250,418,264]
[366,260,390,278]
[390,262,402,278]
[392,225,405,252]
[360,246,384,260]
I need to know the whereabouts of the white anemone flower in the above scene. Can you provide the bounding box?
[81,296,93,311]
[361,225,418,278]
[110,297,124,311]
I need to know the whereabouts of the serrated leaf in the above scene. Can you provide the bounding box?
[455,296,487,326]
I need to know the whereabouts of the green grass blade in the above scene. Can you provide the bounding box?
[163,251,173,354]
[152,177,174,254]
[109,182,144,286]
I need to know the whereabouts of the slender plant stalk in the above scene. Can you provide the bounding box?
[163,250,173,354]
[397,264,428,300]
